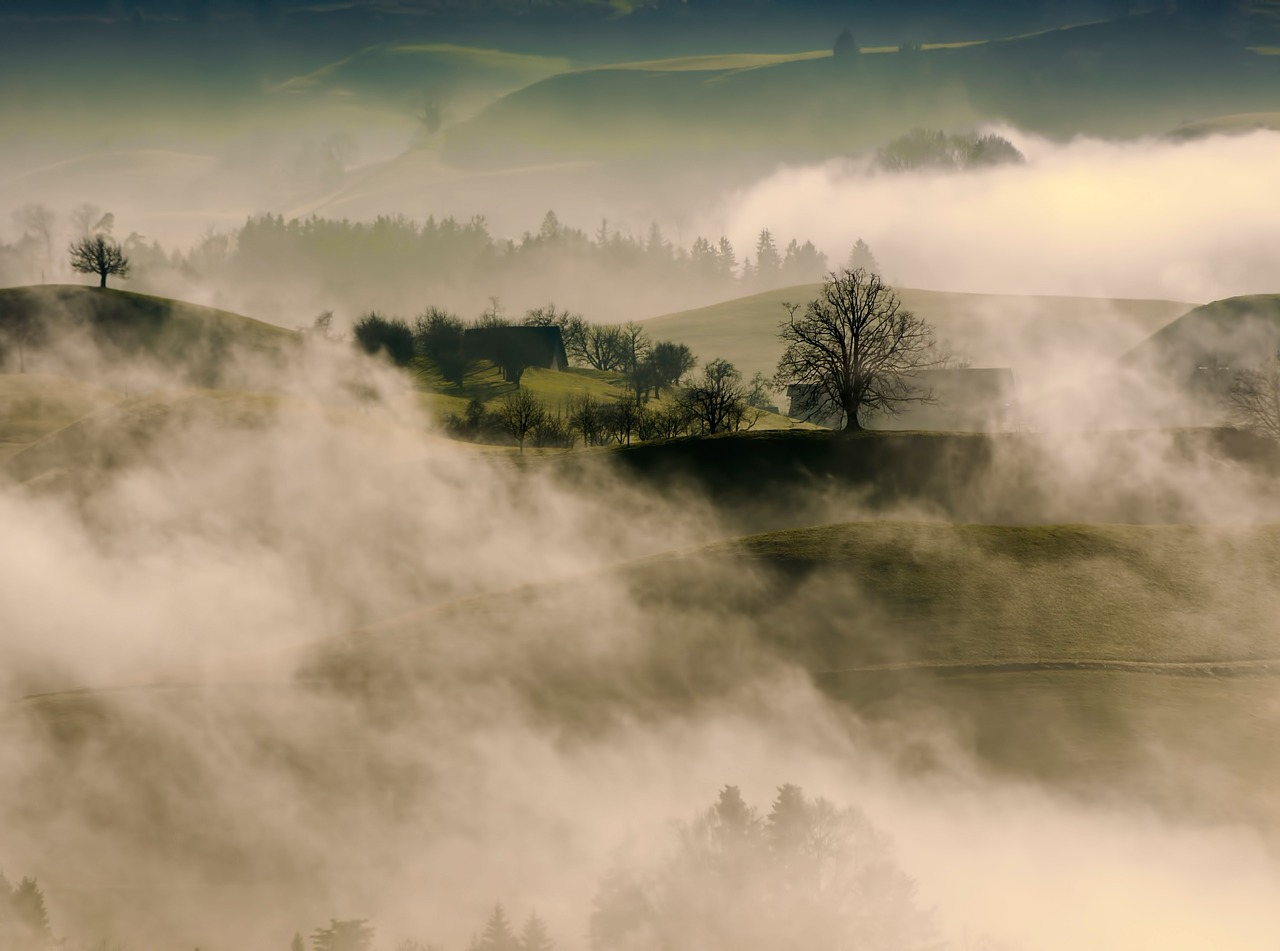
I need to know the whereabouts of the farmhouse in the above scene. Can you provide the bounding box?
[463,325,569,383]
[788,367,1019,432]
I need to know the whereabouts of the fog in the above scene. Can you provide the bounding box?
[1,326,1280,950]
[715,128,1280,304]
[4,14,1280,951]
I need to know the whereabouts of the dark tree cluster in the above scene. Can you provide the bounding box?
[875,128,1025,172]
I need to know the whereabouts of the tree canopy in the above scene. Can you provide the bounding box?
[774,268,940,430]
[68,234,130,288]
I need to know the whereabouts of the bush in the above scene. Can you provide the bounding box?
[353,312,415,366]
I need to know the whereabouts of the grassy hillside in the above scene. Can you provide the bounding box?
[274,43,573,124]
[0,373,122,461]
[414,358,809,436]
[296,516,1280,828]
[443,12,1280,167]
[642,284,1193,388]
[0,285,298,388]
[1119,293,1280,370]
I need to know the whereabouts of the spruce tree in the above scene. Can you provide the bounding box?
[477,905,518,951]
[518,912,553,951]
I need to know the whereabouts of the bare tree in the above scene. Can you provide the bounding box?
[774,268,940,431]
[574,324,628,372]
[569,393,609,446]
[499,387,548,453]
[13,203,55,277]
[678,358,753,435]
[1228,356,1280,439]
[69,235,131,288]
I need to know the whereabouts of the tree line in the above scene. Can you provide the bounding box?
[344,301,770,451]
[3,202,880,322]
[12,783,948,951]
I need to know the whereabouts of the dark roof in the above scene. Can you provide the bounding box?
[463,325,569,370]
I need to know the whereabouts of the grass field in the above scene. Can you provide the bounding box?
[285,516,1280,830]
[0,373,123,461]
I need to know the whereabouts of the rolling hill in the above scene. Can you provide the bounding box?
[273,43,573,125]
[0,285,298,389]
[290,515,1280,831]
[1119,293,1280,372]
[442,12,1280,167]
[642,283,1193,392]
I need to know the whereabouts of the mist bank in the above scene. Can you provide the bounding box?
[3,322,1280,950]
[5,128,1278,327]
[713,128,1280,304]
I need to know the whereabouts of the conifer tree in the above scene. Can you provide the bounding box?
[477,904,518,951]
[518,912,554,951]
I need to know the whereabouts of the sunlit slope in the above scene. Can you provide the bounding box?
[0,285,298,386]
[0,373,122,461]
[416,360,806,433]
[274,44,573,122]
[444,13,1280,166]
[1168,111,1280,139]
[642,284,1192,384]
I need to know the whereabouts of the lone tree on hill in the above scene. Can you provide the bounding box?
[774,268,941,431]
[69,234,130,288]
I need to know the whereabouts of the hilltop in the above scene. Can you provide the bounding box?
[0,285,298,389]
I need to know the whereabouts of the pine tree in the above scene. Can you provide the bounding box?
[716,236,737,278]
[847,237,880,275]
[291,932,306,951]
[477,904,518,951]
[755,229,781,276]
[518,912,553,951]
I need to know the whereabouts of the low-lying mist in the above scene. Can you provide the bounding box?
[3,335,1280,951]
[713,128,1280,304]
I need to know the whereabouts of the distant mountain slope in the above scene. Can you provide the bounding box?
[443,12,1280,166]
[274,44,573,124]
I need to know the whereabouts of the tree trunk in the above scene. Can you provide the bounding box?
[841,395,862,431]
[99,271,107,289]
